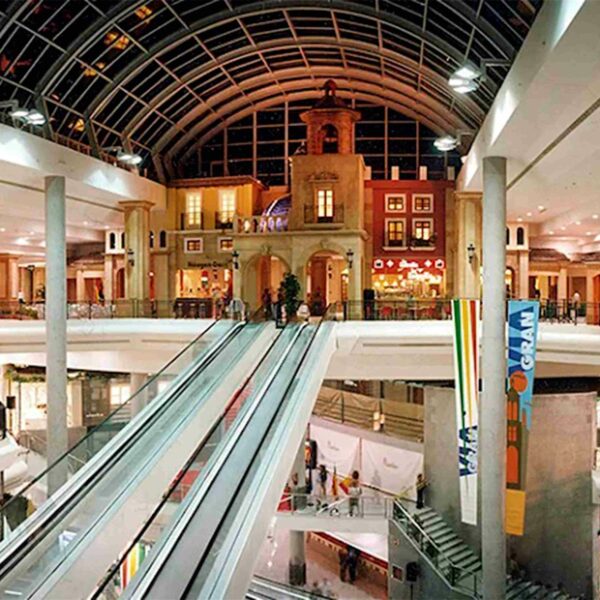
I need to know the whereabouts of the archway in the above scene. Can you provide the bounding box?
[243,254,290,309]
[115,268,125,299]
[306,250,349,314]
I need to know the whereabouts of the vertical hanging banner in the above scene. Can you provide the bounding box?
[505,300,540,536]
[451,299,480,526]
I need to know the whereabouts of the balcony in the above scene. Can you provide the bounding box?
[235,215,288,234]
[409,235,436,251]
[304,205,344,227]
[215,211,235,230]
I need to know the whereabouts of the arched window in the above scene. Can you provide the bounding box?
[321,124,339,154]
[121,232,125,249]
[159,230,167,248]
[516,227,525,246]
[109,232,116,250]
[149,231,154,248]
[506,227,510,246]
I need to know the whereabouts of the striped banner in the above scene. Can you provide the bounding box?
[119,542,149,591]
[451,299,480,526]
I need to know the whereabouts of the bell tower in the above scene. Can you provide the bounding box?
[301,80,361,155]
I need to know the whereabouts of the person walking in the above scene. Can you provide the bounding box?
[338,547,348,582]
[348,470,362,517]
[416,473,428,509]
[261,288,272,320]
[347,546,360,584]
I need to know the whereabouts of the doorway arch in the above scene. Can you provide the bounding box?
[305,249,348,314]
[242,254,290,308]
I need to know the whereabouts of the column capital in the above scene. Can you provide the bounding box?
[118,200,154,212]
[454,190,483,202]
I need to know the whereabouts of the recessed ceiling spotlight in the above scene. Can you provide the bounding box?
[548,230,554,235]
[517,217,523,222]
[29,231,34,235]
[104,225,109,230]
[537,205,546,213]
[0,227,5,232]
[593,214,599,220]
[83,221,89,226]
[560,226,566,231]
[575,220,581,225]
[526,212,533,217]
[586,231,593,235]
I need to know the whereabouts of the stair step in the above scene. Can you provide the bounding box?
[424,521,451,535]
[446,547,476,562]
[507,581,535,599]
[454,556,481,571]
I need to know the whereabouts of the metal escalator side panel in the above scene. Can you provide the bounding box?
[1,323,277,600]
[0,319,238,575]
[198,322,337,600]
[121,324,308,600]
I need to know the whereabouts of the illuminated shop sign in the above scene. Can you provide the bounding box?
[372,258,445,271]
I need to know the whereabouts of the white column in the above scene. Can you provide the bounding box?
[45,176,68,495]
[481,157,507,599]
[130,372,148,416]
[289,440,306,586]
[558,267,568,300]
[75,269,85,302]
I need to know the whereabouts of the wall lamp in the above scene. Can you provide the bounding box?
[232,250,240,270]
[346,249,354,269]
[127,248,134,267]
[467,243,476,265]
[105,145,143,166]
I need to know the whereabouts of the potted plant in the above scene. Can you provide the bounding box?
[281,272,301,320]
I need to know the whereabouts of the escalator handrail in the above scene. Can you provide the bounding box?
[0,320,246,577]
[123,324,309,598]
[91,322,290,598]
[195,314,334,598]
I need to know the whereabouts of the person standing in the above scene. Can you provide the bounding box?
[318,464,328,499]
[348,470,362,517]
[347,546,360,584]
[338,547,348,582]
[571,290,581,324]
[262,288,272,320]
[416,473,428,509]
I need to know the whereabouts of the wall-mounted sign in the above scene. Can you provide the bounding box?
[372,258,445,271]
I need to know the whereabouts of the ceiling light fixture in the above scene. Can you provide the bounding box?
[537,205,546,213]
[434,135,459,152]
[593,214,599,220]
[517,217,523,222]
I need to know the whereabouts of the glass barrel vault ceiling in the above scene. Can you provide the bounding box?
[0,0,542,183]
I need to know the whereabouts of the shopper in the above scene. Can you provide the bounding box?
[348,470,362,517]
[416,473,428,509]
[318,464,328,498]
[338,547,348,582]
[262,288,272,320]
[347,546,360,584]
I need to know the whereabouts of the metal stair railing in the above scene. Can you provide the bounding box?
[392,500,481,599]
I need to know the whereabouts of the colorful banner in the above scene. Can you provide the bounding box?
[119,542,149,591]
[451,299,480,526]
[506,300,540,536]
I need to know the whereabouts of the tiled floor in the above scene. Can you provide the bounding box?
[254,528,387,599]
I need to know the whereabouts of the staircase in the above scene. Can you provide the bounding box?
[392,501,575,599]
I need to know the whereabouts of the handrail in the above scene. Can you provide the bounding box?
[392,500,480,598]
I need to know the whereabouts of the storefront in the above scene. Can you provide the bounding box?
[371,258,446,299]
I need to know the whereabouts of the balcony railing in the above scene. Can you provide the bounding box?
[235,215,288,234]
[304,205,344,225]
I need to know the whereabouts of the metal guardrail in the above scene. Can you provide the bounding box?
[392,500,480,598]
[280,493,394,519]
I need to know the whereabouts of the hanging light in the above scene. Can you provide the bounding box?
[449,62,481,94]
[434,135,459,152]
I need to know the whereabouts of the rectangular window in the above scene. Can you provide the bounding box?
[184,238,204,254]
[317,188,334,221]
[219,237,233,252]
[186,193,202,227]
[413,194,433,212]
[413,219,433,240]
[385,194,406,212]
[218,189,236,224]
[385,219,405,247]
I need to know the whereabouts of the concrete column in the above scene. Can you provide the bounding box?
[289,440,306,586]
[130,372,149,416]
[518,251,529,300]
[75,269,85,302]
[558,267,568,300]
[481,157,507,599]
[119,201,153,308]
[454,192,482,298]
[103,255,113,302]
[45,175,68,495]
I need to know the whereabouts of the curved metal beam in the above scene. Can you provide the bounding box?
[85,0,500,121]
[171,80,465,165]
[122,37,485,146]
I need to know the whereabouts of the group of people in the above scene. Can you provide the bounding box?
[317,465,362,516]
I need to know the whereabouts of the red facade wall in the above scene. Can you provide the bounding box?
[366,179,453,261]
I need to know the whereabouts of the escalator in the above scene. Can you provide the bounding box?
[0,317,280,599]
[92,318,336,599]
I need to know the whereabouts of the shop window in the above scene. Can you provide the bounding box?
[517,227,525,246]
[184,238,204,254]
[385,219,405,247]
[121,232,125,249]
[385,194,405,212]
[149,231,154,248]
[413,219,433,240]
[186,193,202,227]
[218,189,236,226]
[159,230,167,248]
[506,227,510,245]
[413,194,433,212]
[219,237,233,252]
[109,232,116,250]
[110,382,130,408]
[316,188,334,222]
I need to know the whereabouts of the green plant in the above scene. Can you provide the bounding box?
[281,272,301,318]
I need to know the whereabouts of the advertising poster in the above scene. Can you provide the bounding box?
[506,300,540,536]
[451,299,480,526]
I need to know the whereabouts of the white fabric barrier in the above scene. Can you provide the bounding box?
[361,439,423,500]
[311,424,360,475]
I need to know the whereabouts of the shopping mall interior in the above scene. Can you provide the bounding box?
[0,1,598,599]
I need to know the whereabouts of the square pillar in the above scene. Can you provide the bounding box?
[454,192,482,298]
